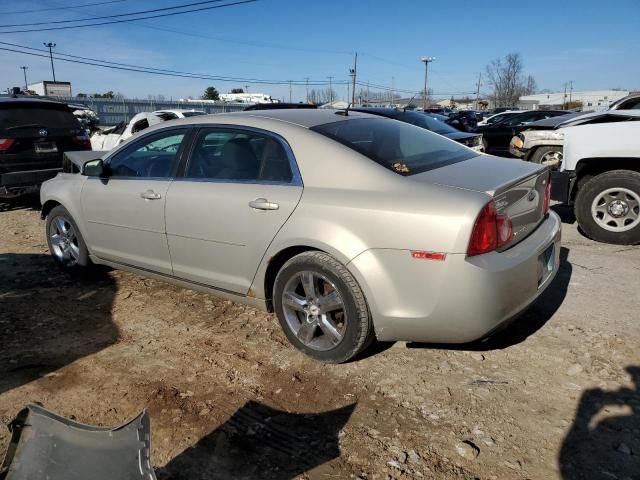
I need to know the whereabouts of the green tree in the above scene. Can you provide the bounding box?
[230,88,244,94]
[202,86,220,100]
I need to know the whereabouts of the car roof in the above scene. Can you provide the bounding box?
[0,96,70,107]
[220,108,377,128]
[153,109,205,114]
[350,107,402,118]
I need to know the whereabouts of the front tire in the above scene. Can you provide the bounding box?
[273,251,373,363]
[575,170,640,245]
[46,205,91,270]
[530,145,563,168]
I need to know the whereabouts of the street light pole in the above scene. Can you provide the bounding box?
[20,66,28,90]
[43,42,57,82]
[420,56,435,110]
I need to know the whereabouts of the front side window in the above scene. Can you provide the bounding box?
[312,118,475,176]
[185,129,293,183]
[108,130,186,178]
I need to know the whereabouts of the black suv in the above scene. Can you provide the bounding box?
[0,97,91,197]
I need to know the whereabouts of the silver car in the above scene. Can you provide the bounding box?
[40,110,561,363]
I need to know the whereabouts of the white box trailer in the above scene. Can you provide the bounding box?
[27,81,72,97]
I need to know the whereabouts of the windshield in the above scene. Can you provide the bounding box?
[181,111,207,117]
[0,104,79,134]
[311,118,476,176]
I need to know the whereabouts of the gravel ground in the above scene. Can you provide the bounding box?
[1,196,639,480]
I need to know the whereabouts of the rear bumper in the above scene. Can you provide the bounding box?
[0,168,61,196]
[348,211,562,343]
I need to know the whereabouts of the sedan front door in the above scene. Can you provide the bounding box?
[165,127,303,294]
[81,128,189,274]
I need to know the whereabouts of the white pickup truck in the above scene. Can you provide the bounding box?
[552,112,640,244]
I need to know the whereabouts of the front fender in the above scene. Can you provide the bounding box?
[39,174,91,252]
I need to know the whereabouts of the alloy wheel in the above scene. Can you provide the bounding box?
[49,215,81,267]
[281,270,347,351]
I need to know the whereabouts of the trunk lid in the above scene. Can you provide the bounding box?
[411,155,550,249]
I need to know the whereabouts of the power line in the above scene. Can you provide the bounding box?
[0,44,348,86]
[0,0,229,28]
[0,0,257,34]
[5,0,128,16]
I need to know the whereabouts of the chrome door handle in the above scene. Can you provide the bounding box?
[249,198,279,210]
[140,190,161,200]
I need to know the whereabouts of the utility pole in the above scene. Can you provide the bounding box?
[391,76,395,106]
[304,77,310,103]
[568,80,574,107]
[43,42,56,82]
[563,82,568,110]
[20,66,28,90]
[349,52,358,106]
[327,76,334,104]
[244,85,249,93]
[420,56,435,110]
[288,80,292,103]
[475,72,482,110]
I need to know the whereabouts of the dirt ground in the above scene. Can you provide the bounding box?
[1,196,639,480]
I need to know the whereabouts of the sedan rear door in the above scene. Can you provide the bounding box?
[165,127,303,294]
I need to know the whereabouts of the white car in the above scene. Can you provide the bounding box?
[90,110,208,150]
[153,109,207,119]
[551,111,640,244]
[477,111,520,127]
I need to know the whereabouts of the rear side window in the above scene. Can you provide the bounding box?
[185,128,294,183]
[0,104,79,134]
[312,118,475,176]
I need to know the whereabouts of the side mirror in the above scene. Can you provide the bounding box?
[83,159,106,177]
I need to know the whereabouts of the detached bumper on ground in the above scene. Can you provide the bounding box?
[0,404,156,480]
[349,211,562,343]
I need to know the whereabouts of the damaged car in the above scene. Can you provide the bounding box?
[90,110,206,151]
[510,110,640,167]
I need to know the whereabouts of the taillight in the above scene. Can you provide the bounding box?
[467,201,513,257]
[72,135,92,150]
[543,181,551,215]
[0,138,15,152]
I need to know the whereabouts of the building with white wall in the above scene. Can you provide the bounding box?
[518,90,629,111]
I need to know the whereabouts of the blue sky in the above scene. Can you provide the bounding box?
[1,0,639,101]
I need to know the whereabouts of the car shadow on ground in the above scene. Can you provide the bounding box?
[559,366,640,479]
[0,253,119,395]
[552,203,576,225]
[0,194,40,213]
[156,400,355,480]
[406,246,572,352]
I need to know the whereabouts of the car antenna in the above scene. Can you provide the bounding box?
[403,90,420,112]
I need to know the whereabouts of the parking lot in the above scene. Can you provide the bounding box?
[0,196,637,479]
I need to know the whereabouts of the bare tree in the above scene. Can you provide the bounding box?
[485,53,536,107]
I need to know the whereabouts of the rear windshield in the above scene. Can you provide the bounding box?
[311,118,476,176]
[410,113,459,135]
[181,111,207,117]
[0,104,79,134]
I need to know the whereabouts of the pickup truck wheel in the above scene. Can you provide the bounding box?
[575,170,640,245]
[273,251,374,363]
[530,146,563,168]
[46,205,90,270]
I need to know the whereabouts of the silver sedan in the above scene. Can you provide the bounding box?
[40,109,561,363]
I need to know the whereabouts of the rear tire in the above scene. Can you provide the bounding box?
[574,170,640,245]
[273,251,373,363]
[46,205,91,270]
